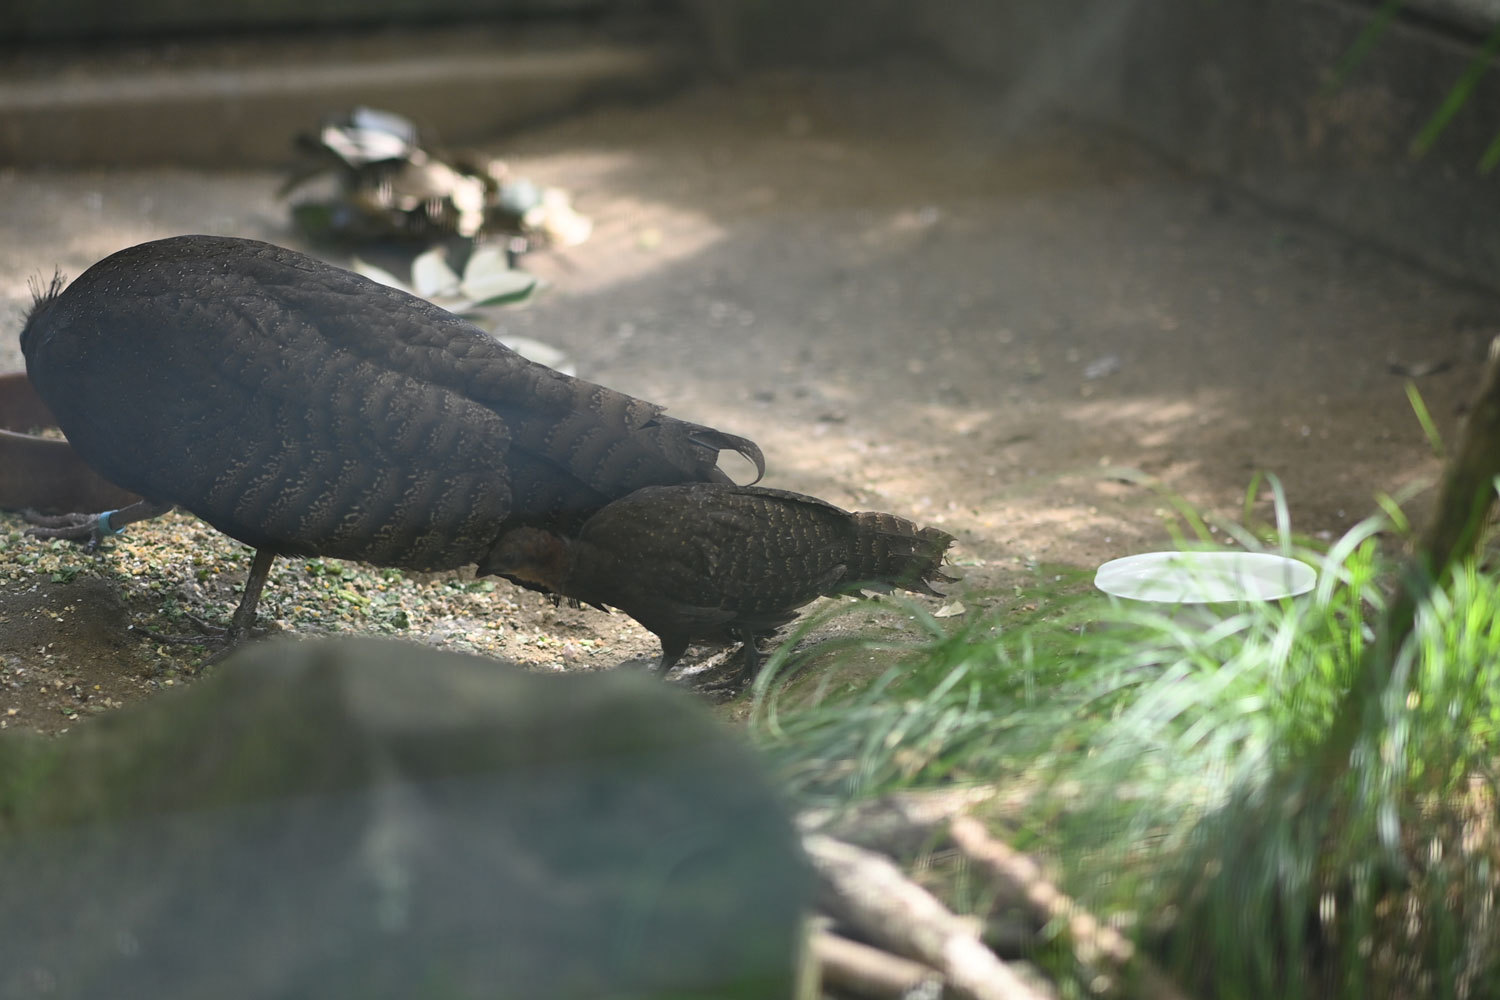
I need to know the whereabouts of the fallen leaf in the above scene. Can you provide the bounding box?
[462,266,538,308]
[349,257,411,293]
[412,247,462,298]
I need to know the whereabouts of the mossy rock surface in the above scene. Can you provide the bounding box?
[0,636,809,999]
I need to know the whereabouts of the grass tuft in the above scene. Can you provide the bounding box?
[757,478,1500,996]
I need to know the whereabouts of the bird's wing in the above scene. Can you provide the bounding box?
[263,244,764,511]
[23,240,516,568]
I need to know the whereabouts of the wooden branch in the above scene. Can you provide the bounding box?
[803,833,1053,1000]
[798,785,1014,857]
[813,929,944,999]
[1412,338,1500,596]
[949,816,1193,1000]
[1321,338,1500,779]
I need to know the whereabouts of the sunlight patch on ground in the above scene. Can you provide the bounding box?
[1063,392,1246,449]
[507,150,729,297]
[556,194,726,295]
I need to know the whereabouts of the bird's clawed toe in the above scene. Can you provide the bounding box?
[22,510,108,546]
[129,612,272,661]
[686,638,769,697]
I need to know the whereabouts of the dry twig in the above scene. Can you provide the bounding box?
[814,929,944,999]
[1319,338,1500,779]
[804,833,1053,1000]
[949,816,1192,1000]
[798,786,1013,856]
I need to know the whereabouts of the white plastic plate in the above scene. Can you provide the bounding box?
[1094,551,1315,605]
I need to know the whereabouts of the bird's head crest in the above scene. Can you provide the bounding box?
[19,271,68,358]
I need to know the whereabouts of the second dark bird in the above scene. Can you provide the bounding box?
[487,483,956,683]
[21,235,762,641]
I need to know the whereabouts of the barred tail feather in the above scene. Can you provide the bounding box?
[686,426,766,485]
[850,512,956,595]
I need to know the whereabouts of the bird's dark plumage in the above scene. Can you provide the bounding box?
[21,235,762,637]
[485,483,955,681]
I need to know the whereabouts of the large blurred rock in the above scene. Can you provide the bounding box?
[0,638,809,999]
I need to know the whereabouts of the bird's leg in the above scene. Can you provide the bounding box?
[133,548,277,653]
[25,499,174,549]
[656,637,690,675]
[694,632,767,698]
[732,631,762,688]
[23,500,272,653]
[227,548,277,641]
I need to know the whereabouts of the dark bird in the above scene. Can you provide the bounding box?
[21,235,762,642]
[485,483,955,683]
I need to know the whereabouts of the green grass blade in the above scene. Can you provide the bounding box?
[1479,127,1500,173]
[1373,491,1412,535]
[1410,23,1500,157]
[1268,471,1294,557]
[1324,0,1405,93]
[1405,380,1445,458]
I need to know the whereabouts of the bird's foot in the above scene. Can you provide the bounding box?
[23,501,172,549]
[22,509,123,550]
[130,612,271,663]
[693,677,747,703]
[691,640,768,697]
[693,681,744,705]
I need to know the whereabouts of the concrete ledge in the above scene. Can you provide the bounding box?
[928,0,1500,295]
[686,0,1500,294]
[1087,0,1500,294]
[1408,0,1500,34]
[0,25,690,167]
[4,1,605,42]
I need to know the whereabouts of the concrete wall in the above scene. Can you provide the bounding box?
[2,0,610,41]
[1093,0,1500,292]
[694,0,1500,292]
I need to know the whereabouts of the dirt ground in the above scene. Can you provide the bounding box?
[2,67,1494,734]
